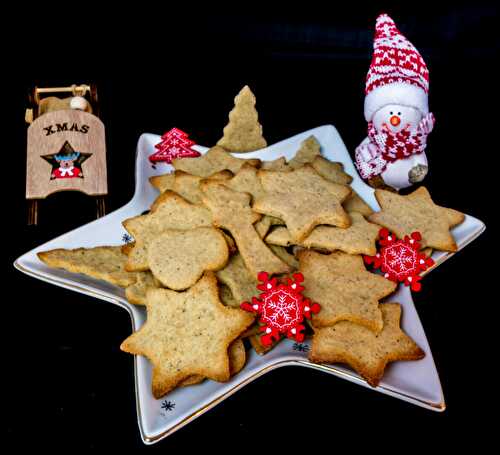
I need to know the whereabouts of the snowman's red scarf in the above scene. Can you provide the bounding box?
[367,121,428,163]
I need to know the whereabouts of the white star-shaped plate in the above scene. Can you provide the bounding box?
[14,125,485,444]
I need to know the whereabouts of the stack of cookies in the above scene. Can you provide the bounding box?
[38,85,465,396]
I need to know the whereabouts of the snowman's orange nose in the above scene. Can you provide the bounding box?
[390,115,401,126]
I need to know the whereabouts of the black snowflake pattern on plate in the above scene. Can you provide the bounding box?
[122,233,133,243]
[160,400,175,412]
[292,342,309,352]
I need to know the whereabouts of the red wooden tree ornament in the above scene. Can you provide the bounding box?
[149,127,200,166]
[364,228,434,292]
[241,272,320,346]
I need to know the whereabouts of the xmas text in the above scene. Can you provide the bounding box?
[43,123,90,136]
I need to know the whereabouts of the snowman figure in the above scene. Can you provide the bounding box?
[355,14,435,191]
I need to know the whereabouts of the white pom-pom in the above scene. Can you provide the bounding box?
[70,96,88,111]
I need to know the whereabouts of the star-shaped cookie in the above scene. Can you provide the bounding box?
[298,250,396,332]
[120,273,254,398]
[369,187,465,252]
[265,211,381,256]
[254,165,351,242]
[309,303,425,387]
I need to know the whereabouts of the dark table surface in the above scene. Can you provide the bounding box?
[4,5,498,450]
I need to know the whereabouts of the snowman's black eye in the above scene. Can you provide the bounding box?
[390,111,393,115]
[397,112,401,115]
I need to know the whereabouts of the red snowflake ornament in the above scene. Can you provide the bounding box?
[364,228,434,292]
[149,127,200,166]
[240,272,320,346]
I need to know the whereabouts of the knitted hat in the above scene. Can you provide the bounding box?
[364,14,429,121]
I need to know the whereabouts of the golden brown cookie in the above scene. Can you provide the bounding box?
[121,241,136,256]
[148,172,176,193]
[148,227,229,290]
[216,85,267,152]
[249,333,278,355]
[309,303,425,387]
[224,163,266,202]
[288,136,321,169]
[343,191,374,217]
[219,283,239,307]
[254,165,351,242]
[254,215,273,239]
[310,156,353,185]
[179,338,246,387]
[261,157,290,171]
[172,146,260,177]
[268,245,299,270]
[240,322,260,339]
[265,211,380,256]
[216,253,259,305]
[125,271,160,305]
[224,163,274,237]
[120,273,254,398]
[228,338,247,375]
[298,250,396,332]
[174,170,233,202]
[122,191,212,272]
[38,246,137,288]
[201,181,291,277]
[178,375,206,387]
[255,215,285,239]
[422,247,433,258]
[368,187,465,252]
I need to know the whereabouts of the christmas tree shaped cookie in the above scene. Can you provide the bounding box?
[217,85,267,152]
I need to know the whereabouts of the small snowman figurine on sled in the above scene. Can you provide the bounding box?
[355,14,435,191]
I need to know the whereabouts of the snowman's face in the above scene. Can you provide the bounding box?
[372,104,422,133]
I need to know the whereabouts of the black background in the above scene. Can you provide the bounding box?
[3,4,498,450]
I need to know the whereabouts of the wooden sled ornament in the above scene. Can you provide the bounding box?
[25,84,107,225]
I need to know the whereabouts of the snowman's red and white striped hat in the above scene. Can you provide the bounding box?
[364,14,430,121]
